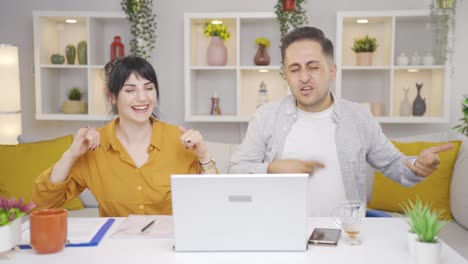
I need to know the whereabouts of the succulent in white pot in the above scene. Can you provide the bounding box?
[401,198,448,264]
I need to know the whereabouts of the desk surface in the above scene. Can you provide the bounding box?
[1,217,467,264]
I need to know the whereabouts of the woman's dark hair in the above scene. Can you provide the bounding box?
[104,56,160,118]
[280,26,334,65]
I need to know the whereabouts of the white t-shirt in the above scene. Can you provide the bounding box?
[282,105,346,217]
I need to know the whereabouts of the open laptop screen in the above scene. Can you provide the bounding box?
[171,174,309,252]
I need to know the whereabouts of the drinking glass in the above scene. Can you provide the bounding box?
[332,201,366,245]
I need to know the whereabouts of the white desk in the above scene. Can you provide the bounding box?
[1,217,467,264]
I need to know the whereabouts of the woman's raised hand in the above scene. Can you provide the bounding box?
[178,125,211,164]
[69,126,101,159]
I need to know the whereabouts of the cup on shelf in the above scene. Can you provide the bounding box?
[30,208,68,254]
[422,52,435,66]
[410,51,422,66]
[396,52,409,66]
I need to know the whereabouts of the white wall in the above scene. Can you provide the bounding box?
[1,0,467,144]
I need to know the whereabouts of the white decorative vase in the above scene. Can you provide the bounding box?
[414,239,442,264]
[400,87,412,116]
[0,217,22,254]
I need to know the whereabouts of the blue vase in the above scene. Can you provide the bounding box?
[412,83,426,116]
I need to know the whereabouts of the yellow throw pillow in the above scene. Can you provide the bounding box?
[368,140,462,220]
[0,135,84,210]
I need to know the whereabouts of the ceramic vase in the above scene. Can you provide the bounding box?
[210,94,222,115]
[413,83,426,116]
[206,36,227,66]
[65,44,76,65]
[356,52,372,66]
[400,87,412,116]
[0,217,22,255]
[254,45,271,66]
[77,41,87,65]
[110,36,125,60]
[50,54,65,64]
[414,239,442,264]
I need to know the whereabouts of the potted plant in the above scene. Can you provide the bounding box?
[203,21,231,66]
[62,87,87,114]
[121,0,157,59]
[0,197,35,254]
[254,37,271,66]
[274,0,308,40]
[430,0,459,65]
[352,34,378,66]
[453,95,468,137]
[401,198,448,264]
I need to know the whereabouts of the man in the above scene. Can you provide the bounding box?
[227,27,452,216]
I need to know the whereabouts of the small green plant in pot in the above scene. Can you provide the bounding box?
[352,34,378,66]
[62,87,87,114]
[453,95,468,137]
[401,198,447,264]
[67,87,83,101]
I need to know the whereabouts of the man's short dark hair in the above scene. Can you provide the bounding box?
[280,27,334,64]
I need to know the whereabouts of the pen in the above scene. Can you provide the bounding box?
[141,219,156,233]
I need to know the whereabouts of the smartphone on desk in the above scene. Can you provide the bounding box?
[308,228,341,245]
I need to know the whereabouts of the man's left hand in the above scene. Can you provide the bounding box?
[403,143,453,178]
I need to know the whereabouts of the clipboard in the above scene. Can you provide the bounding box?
[19,218,115,249]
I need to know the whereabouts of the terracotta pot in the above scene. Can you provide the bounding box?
[283,0,295,11]
[206,36,227,66]
[356,52,373,66]
[30,208,67,254]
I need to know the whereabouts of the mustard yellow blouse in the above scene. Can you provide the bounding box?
[32,119,201,217]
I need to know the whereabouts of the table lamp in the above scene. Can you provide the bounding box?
[0,44,22,144]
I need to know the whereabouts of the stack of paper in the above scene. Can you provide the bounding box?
[111,215,174,239]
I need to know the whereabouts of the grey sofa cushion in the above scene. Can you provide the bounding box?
[451,137,468,229]
[79,189,99,208]
[439,221,468,260]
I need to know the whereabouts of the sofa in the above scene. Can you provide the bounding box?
[3,132,467,260]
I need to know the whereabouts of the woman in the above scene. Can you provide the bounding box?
[32,56,217,217]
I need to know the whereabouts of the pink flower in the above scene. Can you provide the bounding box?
[0,197,36,226]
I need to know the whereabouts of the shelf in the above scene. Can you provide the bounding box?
[190,66,237,70]
[185,115,250,122]
[341,66,391,70]
[336,10,450,123]
[36,113,112,121]
[184,12,281,122]
[341,15,393,67]
[376,116,448,124]
[40,64,88,69]
[34,11,130,121]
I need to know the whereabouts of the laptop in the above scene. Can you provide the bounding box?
[171,173,309,252]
